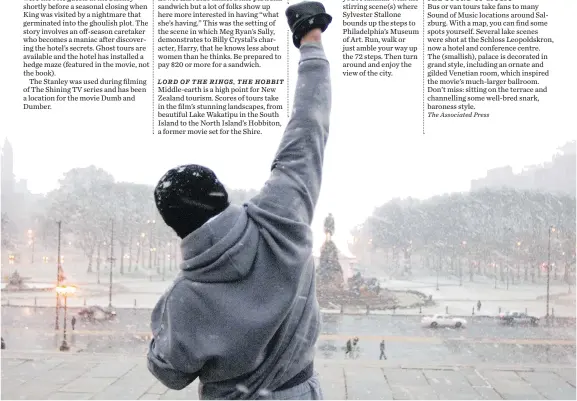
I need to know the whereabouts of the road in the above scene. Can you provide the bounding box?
[2,306,575,366]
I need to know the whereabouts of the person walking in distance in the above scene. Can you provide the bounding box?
[147,2,332,399]
[345,338,352,358]
[71,316,76,331]
[379,340,387,360]
[477,300,482,312]
[352,337,360,359]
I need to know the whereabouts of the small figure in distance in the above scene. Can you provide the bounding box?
[345,338,352,358]
[379,339,387,360]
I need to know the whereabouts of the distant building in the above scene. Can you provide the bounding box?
[1,139,43,249]
[471,141,576,196]
[471,166,515,191]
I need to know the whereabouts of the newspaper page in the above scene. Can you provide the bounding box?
[1,0,576,399]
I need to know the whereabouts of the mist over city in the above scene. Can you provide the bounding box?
[2,139,575,367]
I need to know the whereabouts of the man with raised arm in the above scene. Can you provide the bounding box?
[147,2,332,399]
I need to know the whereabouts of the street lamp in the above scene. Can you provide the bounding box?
[55,285,76,351]
[516,241,522,282]
[137,232,145,268]
[55,221,62,331]
[147,220,156,269]
[562,251,571,294]
[108,220,115,309]
[27,229,35,263]
[460,240,466,286]
[162,248,167,281]
[156,243,162,274]
[546,225,555,325]
[148,248,156,281]
[436,246,442,291]
[493,263,497,289]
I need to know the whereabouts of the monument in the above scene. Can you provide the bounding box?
[5,270,28,290]
[317,213,344,290]
[316,214,398,309]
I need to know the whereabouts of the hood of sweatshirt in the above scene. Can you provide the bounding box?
[179,204,259,282]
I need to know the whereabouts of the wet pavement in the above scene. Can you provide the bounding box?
[3,307,575,340]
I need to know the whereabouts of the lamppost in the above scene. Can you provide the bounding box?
[108,220,115,309]
[162,245,167,281]
[546,225,555,325]
[147,220,155,269]
[137,232,145,269]
[460,240,466,286]
[55,221,62,331]
[55,285,76,351]
[27,229,35,264]
[516,241,522,282]
[562,251,571,294]
[436,245,442,291]
[148,248,156,281]
[493,263,497,289]
[156,242,161,274]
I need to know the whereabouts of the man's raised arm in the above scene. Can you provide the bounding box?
[250,2,332,228]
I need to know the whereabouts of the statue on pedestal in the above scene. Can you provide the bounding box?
[324,213,335,241]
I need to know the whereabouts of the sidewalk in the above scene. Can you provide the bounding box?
[1,351,575,400]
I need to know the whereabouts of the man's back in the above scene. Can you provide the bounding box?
[156,203,320,398]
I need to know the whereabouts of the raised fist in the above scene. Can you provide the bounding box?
[286,1,332,48]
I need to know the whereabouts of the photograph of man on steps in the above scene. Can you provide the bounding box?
[147,1,332,399]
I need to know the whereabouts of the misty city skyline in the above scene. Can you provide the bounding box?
[2,135,574,197]
[3,136,575,250]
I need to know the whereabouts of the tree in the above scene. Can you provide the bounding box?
[47,166,115,273]
[1,212,16,249]
[354,189,576,282]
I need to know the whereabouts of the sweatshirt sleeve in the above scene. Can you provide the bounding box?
[249,42,331,228]
[147,284,202,390]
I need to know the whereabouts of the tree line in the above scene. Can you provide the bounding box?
[3,165,257,274]
[350,188,576,284]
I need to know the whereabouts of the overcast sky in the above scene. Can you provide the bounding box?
[3,0,575,248]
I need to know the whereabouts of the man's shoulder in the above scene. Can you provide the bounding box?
[160,276,199,308]
[164,276,203,300]
[154,276,206,324]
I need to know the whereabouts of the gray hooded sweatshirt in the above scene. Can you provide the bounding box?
[147,42,331,399]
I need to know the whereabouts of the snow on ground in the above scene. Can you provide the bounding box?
[381,275,571,302]
[3,246,575,317]
[3,294,574,317]
[0,283,54,290]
